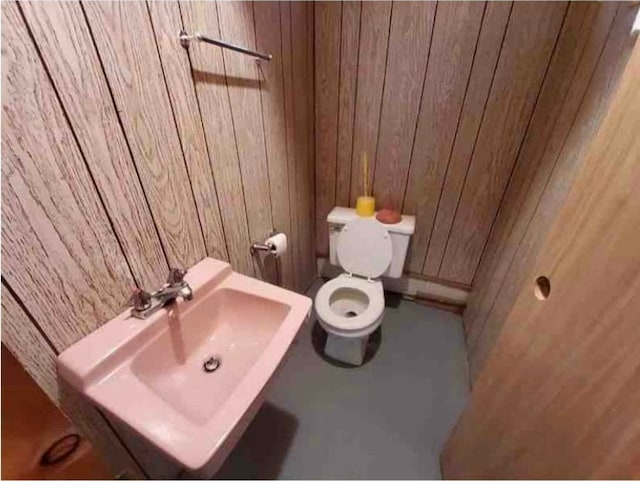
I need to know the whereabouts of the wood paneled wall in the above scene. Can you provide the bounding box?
[315,1,637,382]
[314,1,635,289]
[463,2,639,381]
[1,1,314,477]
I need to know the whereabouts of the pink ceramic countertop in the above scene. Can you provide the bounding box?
[58,258,311,473]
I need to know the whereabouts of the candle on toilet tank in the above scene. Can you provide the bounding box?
[355,196,375,217]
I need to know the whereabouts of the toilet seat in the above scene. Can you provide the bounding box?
[314,275,385,338]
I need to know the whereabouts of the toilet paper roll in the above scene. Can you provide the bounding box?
[266,233,287,257]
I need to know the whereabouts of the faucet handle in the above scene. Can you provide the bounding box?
[129,288,152,311]
[166,267,187,286]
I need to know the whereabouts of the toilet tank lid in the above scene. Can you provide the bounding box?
[327,206,415,235]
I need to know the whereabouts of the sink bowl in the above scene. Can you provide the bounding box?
[58,258,311,477]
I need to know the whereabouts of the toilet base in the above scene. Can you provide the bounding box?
[324,332,368,366]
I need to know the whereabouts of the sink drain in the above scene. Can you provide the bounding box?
[203,356,221,373]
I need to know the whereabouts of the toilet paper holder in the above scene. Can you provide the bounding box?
[250,231,282,256]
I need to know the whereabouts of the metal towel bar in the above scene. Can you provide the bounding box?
[179,29,272,61]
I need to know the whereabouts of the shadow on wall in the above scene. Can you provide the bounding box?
[192,69,261,89]
[213,402,298,480]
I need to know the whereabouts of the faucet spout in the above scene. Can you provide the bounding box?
[129,268,194,319]
[157,283,193,304]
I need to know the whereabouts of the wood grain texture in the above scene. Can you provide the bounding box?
[19,1,168,289]
[307,2,315,262]
[307,2,315,271]
[439,1,568,284]
[1,1,133,351]
[464,2,619,340]
[314,1,341,256]
[442,41,640,478]
[147,0,228,263]
[349,1,392,206]
[312,0,577,286]
[402,1,485,272]
[280,1,301,290]
[335,1,361,209]
[83,1,206,272]
[179,0,254,276]
[372,1,436,210]
[216,0,276,283]
[419,2,512,277]
[291,1,316,290]
[466,4,639,381]
[254,1,295,289]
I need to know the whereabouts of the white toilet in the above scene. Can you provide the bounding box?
[314,207,415,365]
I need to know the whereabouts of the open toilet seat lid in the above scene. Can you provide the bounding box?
[337,218,392,279]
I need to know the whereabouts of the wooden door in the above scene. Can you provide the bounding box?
[1,346,110,479]
[441,41,640,479]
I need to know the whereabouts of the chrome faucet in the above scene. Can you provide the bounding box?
[129,268,193,319]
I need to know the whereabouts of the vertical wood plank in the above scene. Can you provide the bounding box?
[179,0,254,276]
[307,1,316,274]
[280,1,301,290]
[467,4,639,381]
[83,1,206,271]
[147,0,228,263]
[439,1,568,284]
[464,2,619,340]
[420,2,512,276]
[335,1,361,208]
[216,0,276,283]
[1,1,133,350]
[292,1,316,289]
[314,1,341,256]
[349,1,392,205]
[19,1,168,289]
[372,1,436,211]
[402,1,485,273]
[254,1,295,289]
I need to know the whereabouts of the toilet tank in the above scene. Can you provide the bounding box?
[327,207,415,279]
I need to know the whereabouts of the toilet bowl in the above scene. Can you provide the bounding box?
[315,275,385,338]
[314,217,392,365]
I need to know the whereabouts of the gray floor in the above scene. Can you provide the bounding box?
[215,280,469,479]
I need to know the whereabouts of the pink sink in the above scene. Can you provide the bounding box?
[58,258,311,477]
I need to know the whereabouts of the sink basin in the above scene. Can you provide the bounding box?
[58,258,311,477]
